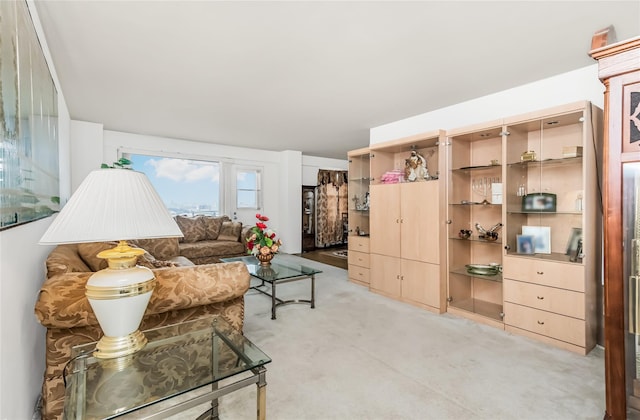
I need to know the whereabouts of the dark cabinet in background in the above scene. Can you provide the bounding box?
[302,185,316,252]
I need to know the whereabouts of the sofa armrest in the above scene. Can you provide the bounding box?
[35,262,250,329]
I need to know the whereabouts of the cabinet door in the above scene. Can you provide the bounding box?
[370,185,400,257]
[401,259,440,308]
[401,182,439,263]
[370,254,401,297]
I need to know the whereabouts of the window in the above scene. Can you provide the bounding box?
[128,154,220,216]
[236,167,262,209]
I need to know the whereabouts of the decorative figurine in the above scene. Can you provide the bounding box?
[404,150,429,182]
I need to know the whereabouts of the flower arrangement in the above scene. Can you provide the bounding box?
[247,213,282,258]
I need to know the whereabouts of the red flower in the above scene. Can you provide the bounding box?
[270,233,276,239]
[256,222,267,229]
[255,213,269,221]
[247,240,254,250]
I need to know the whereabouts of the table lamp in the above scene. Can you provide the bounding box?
[39,168,183,358]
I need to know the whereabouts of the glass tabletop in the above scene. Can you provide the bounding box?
[221,255,322,282]
[63,316,271,419]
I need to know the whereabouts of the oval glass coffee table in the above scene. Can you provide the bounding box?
[221,255,321,320]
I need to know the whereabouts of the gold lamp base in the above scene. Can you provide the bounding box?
[93,329,148,359]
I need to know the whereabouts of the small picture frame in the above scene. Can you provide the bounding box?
[522,225,551,254]
[522,193,557,212]
[566,228,583,256]
[517,235,535,254]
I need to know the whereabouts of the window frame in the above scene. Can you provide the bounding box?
[234,165,263,210]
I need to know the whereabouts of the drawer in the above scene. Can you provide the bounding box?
[502,256,584,292]
[503,279,585,319]
[504,302,585,346]
[348,250,370,268]
[348,265,370,285]
[348,236,370,253]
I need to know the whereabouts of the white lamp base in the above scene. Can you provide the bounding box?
[86,243,156,359]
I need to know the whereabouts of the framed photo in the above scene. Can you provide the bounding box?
[522,225,551,254]
[566,228,583,255]
[522,193,557,212]
[517,235,535,254]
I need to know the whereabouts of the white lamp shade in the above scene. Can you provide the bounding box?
[40,169,183,244]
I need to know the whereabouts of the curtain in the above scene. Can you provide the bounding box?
[316,170,348,247]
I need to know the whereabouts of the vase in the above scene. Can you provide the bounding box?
[257,253,274,266]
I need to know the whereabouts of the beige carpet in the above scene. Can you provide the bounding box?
[173,254,605,419]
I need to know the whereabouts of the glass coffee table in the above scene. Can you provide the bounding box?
[63,316,271,419]
[221,255,321,320]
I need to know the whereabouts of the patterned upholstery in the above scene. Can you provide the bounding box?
[175,215,207,243]
[201,215,229,240]
[35,247,250,420]
[131,237,181,260]
[218,221,243,241]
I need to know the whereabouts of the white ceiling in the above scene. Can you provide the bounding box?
[34,1,640,160]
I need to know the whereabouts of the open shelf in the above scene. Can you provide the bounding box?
[448,236,502,245]
[452,164,502,173]
[448,298,503,322]
[506,156,582,169]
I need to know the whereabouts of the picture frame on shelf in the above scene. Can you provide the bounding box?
[522,193,557,212]
[516,235,535,254]
[565,227,583,256]
[522,225,551,254]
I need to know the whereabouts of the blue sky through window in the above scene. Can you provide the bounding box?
[129,154,220,216]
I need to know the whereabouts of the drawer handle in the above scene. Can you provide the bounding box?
[536,296,544,300]
[536,271,544,275]
[537,320,544,325]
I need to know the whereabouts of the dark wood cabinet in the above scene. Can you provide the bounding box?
[591,35,640,419]
[302,185,316,252]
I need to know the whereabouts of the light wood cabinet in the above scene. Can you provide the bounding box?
[446,121,505,326]
[501,101,602,355]
[348,100,603,356]
[347,149,371,286]
[502,255,593,354]
[367,130,447,313]
[444,101,602,348]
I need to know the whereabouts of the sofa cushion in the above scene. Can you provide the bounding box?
[77,242,118,272]
[175,215,206,243]
[218,221,243,242]
[200,216,229,240]
[45,244,91,278]
[179,240,246,260]
[132,237,180,260]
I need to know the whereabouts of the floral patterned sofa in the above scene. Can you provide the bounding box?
[171,215,251,264]
[34,240,251,420]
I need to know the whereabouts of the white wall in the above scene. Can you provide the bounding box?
[70,120,104,192]
[0,2,71,418]
[370,65,605,144]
